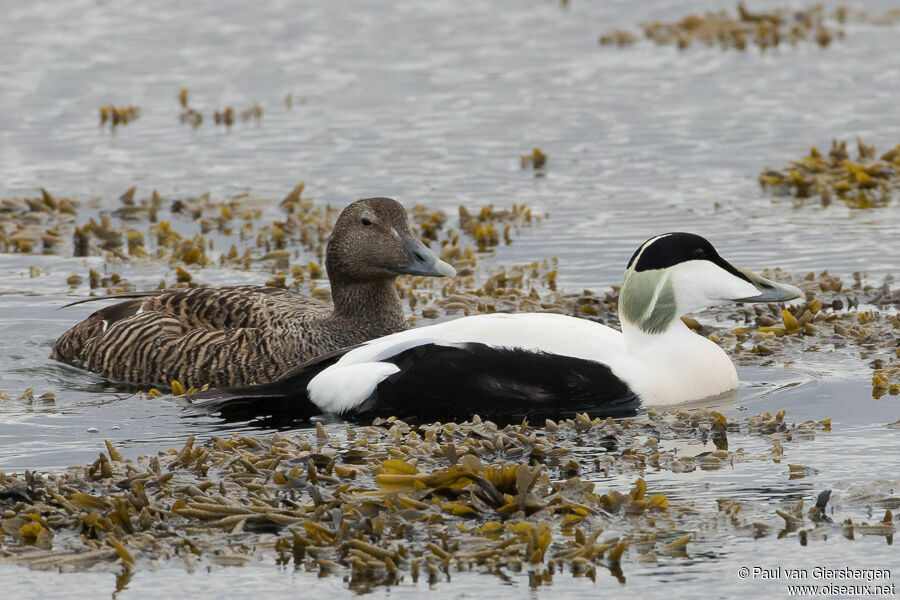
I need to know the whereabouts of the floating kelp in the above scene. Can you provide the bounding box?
[213,107,235,127]
[521,148,547,174]
[284,93,306,109]
[759,138,900,208]
[180,108,203,128]
[1,182,558,323]
[178,88,203,128]
[656,268,899,398]
[0,388,55,404]
[457,204,536,251]
[724,270,900,398]
[598,30,637,47]
[0,184,326,289]
[99,105,140,129]
[0,408,837,587]
[599,3,872,52]
[239,103,263,122]
[2,182,897,391]
[717,483,898,544]
[0,189,79,253]
[177,87,265,129]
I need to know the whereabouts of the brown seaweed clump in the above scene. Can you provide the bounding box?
[681,268,900,399]
[213,105,262,126]
[403,259,616,324]
[99,105,140,129]
[1,180,559,322]
[390,202,565,321]
[458,204,536,251]
[177,88,262,128]
[178,88,203,128]
[598,29,637,47]
[717,481,898,545]
[521,148,547,175]
[213,107,235,127]
[0,189,79,254]
[0,180,546,310]
[240,103,263,122]
[759,138,900,208]
[0,408,845,588]
[601,3,847,52]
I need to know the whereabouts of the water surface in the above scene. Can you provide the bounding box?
[1,0,899,597]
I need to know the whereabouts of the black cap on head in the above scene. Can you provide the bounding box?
[627,232,752,284]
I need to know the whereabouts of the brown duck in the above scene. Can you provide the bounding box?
[51,197,455,389]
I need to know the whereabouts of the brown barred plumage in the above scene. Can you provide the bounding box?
[51,198,455,389]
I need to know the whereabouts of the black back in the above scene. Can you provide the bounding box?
[626,232,751,283]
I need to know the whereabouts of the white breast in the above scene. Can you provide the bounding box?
[614,322,739,406]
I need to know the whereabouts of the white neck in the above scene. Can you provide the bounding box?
[620,316,682,353]
[617,317,739,405]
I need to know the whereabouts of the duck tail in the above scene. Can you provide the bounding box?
[185,379,319,427]
[185,345,357,427]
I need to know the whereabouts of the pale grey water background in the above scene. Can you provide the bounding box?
[1,0,899,597]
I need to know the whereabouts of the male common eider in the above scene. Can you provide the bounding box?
[191,232,805,423]
[51,197,455,388]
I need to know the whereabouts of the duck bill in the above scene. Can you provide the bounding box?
[395,233,456,277]
[731,266,805,303]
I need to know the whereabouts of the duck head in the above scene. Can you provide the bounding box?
[327,197,456,282]
[619,232,805,335]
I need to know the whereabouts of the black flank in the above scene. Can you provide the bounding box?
[352,343,639,423]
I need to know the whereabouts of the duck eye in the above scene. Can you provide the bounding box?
[693,248,706,259]
[361,218,372,226]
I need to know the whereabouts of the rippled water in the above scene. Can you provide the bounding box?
[2,0,899,597]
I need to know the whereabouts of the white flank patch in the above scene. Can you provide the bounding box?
[101,320,109,332]
[308,362,400,414]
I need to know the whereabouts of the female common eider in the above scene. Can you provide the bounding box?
[51,197,455,389]
[192,232,805,424]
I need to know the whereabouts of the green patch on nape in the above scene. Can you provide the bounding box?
[619,270,677,334]
[642,279,677,334]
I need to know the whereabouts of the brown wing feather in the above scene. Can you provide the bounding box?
[59,290,172,309]
[76,312,308,387]
[51,286,339,387]
[122,285,330,330]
